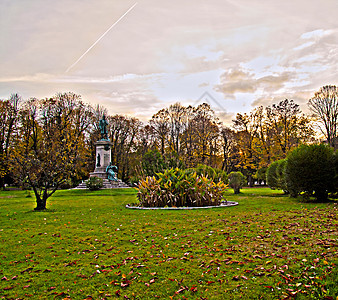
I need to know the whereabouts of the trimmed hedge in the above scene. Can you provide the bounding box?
[285,144,335,201]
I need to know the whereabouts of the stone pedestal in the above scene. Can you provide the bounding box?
[74,138,130,189]
[90,139,112,179]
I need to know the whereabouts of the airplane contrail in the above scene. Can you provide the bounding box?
[65,2,138,73]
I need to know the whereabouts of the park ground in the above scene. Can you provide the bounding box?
[0,188,337,299]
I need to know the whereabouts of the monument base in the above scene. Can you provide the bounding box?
[75,177,130,189]
[74,137,130,189]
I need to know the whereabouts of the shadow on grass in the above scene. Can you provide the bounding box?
[25,208,57,214]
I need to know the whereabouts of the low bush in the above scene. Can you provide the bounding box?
[137,168,227,207]
[285,144,335,201]
[86,176,103,191]
[228,171,246,194]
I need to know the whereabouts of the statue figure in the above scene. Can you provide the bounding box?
[99,115,109,140]
[106,162,118,181]
[96,153,101,167]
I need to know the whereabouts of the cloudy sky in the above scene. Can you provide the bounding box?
[1,0,337,123]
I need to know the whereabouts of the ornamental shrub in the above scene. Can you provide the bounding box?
[285,144,335,201]
[228,171,246,194]
[266,161,279,189]
[86,176,103,191]
[137,168,228,207]
[267,159,288,192]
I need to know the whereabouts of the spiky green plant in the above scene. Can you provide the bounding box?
[137,168,228,207]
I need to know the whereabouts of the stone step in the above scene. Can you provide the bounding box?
[74,178,130,189]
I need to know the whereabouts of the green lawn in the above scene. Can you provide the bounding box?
[0,188,337,299]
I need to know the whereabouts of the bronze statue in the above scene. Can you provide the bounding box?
[99,115,108,140]
[106,162,118,181]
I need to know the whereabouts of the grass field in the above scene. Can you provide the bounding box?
[0,187,337,299]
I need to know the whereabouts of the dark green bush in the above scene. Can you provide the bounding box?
[86,176,103,191]
[285,144,335,201]
[137,168,228,207]
[332,150,338,197]
[276,159,288,192]
[141,150,185,177]
[267,159,287,192]
[266,161,279,189]
[141,149,166,177]
[228,171,246,194]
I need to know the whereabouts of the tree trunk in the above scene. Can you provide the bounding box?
[234,187,240,194]
[0,177,4,190]
[34,192,47,211]
[248,174,254,187]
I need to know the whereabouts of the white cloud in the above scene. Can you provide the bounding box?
[1,0,338,121]
[300,29,334,40]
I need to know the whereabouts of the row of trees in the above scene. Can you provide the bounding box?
[0,86,337,209]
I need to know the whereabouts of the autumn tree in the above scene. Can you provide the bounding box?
[219,126,239,173]
[0,94,20,189]
[150,109,170,155]
[167,103,187,155]
[109,114,142,181]
[190,103,220,166]
[308,85,338,148]
[11,93,92,210]
[148,103,222,169]
[265,99,313,158]
[232,108,261,186]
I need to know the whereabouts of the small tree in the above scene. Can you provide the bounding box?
[228,171,246,194]
[285,144,335,201]
[11,93,92,210]
[266,161,279,189]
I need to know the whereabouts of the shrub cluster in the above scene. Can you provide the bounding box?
[267,144,337,201]
[137,168,228,207]
[86,176,103,191]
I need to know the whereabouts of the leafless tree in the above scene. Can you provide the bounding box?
[308,85,338,148]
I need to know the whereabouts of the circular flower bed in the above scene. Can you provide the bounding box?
[134,168,236,209]
[126,201,238,210]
